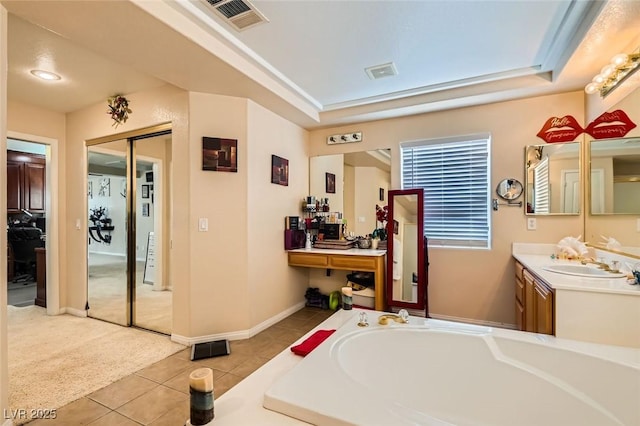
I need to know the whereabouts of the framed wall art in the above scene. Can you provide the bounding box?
[202,137,238,172]
[326,172,335,194]
[271,155,289,186]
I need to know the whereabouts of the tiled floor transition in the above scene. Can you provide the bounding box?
[28,306,334,425]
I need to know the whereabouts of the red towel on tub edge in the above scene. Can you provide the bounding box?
[290,329,336,357]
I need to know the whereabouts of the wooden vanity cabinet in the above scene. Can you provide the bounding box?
[515,261,554,335]
[7,151,46,214]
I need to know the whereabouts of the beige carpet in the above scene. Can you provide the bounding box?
[7,305,185,423]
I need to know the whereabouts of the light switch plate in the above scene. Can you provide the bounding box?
[527,218,537,230]
[199,218,208,232]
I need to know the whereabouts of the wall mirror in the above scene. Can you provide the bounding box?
[386,188,427,311]
[525,142,581,215]
[309,149,391,237]
[496,178,523,200]
[584,87,640,259]
[588,137,640,215]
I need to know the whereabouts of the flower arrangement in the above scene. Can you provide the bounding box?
[107,94,132,127]
[371,204,388,241]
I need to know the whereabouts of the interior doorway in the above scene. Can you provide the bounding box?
[86,126,172,335]
[6,138,48,308]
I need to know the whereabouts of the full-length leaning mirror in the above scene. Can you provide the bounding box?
[386,188,427,311]
[525,141,581,215]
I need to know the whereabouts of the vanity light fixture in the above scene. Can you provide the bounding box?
[30,69,61,81]
[327,132,363,145]
[585,48,640,97]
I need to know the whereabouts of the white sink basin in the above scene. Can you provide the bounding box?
[543,264,626,278]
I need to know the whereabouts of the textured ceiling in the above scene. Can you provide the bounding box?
[3,0,640,128]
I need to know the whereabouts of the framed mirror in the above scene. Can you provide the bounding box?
[525,142,581,215]
[588,137,640,215]
[386,188,427,311]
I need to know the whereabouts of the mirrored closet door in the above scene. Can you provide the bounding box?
[86,127,172,334]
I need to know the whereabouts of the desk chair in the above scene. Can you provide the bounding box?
[7,226,44,283]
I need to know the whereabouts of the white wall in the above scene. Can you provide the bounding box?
[88,175,126,256]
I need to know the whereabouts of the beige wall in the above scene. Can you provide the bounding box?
[308,91,586,326]
[246,100,309,326]
[187,92,251,336]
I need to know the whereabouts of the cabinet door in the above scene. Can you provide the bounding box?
[24,162,46,212]
[523,270,535,332]
[534,280,554,335]
[7,161,23,213]
[515,299,525,331]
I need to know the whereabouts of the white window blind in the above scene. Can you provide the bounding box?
[401,135,491,249]
[533,156,550,214]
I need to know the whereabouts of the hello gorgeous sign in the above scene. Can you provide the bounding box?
[536,110,636,143]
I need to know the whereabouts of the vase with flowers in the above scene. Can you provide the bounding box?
[371,204,388,248]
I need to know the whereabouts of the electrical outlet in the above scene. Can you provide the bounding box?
[527,218,537,230]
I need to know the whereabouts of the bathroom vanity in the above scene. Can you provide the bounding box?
[513,243,640,348]
[288,248,386,310]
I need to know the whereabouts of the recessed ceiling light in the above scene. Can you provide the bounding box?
[30,70,61,81]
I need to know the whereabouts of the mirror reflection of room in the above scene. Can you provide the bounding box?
[391,193,419,303]
[588,137,640,215]
[525,142,580,215]
[309,149,391,239]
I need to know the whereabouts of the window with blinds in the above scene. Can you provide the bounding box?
[401,134,491,249]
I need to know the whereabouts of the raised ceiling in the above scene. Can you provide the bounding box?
[3,0,640,129]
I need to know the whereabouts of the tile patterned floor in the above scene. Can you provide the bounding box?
[28,307,334,425]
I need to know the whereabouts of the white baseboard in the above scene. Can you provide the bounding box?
[429,313,517,330]
[171,301,306,346]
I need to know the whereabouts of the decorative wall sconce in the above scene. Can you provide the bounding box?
[585,49,640,98]
[327,132,363,145]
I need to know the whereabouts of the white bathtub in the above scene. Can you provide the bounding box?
[264,312,640,425]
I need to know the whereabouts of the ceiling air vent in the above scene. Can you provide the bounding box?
[204,0,268,31]
[365,62,398,80]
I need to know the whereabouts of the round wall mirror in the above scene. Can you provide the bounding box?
[496,178,523,200]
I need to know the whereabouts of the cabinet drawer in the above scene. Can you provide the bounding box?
[515,277,524,304]
[288,252,329,268]
[515,261,524,281]
[329,255,377,271]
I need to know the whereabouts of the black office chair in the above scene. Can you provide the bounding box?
[7,226,44,283]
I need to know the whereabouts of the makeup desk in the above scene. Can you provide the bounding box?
[287,248,386,310]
